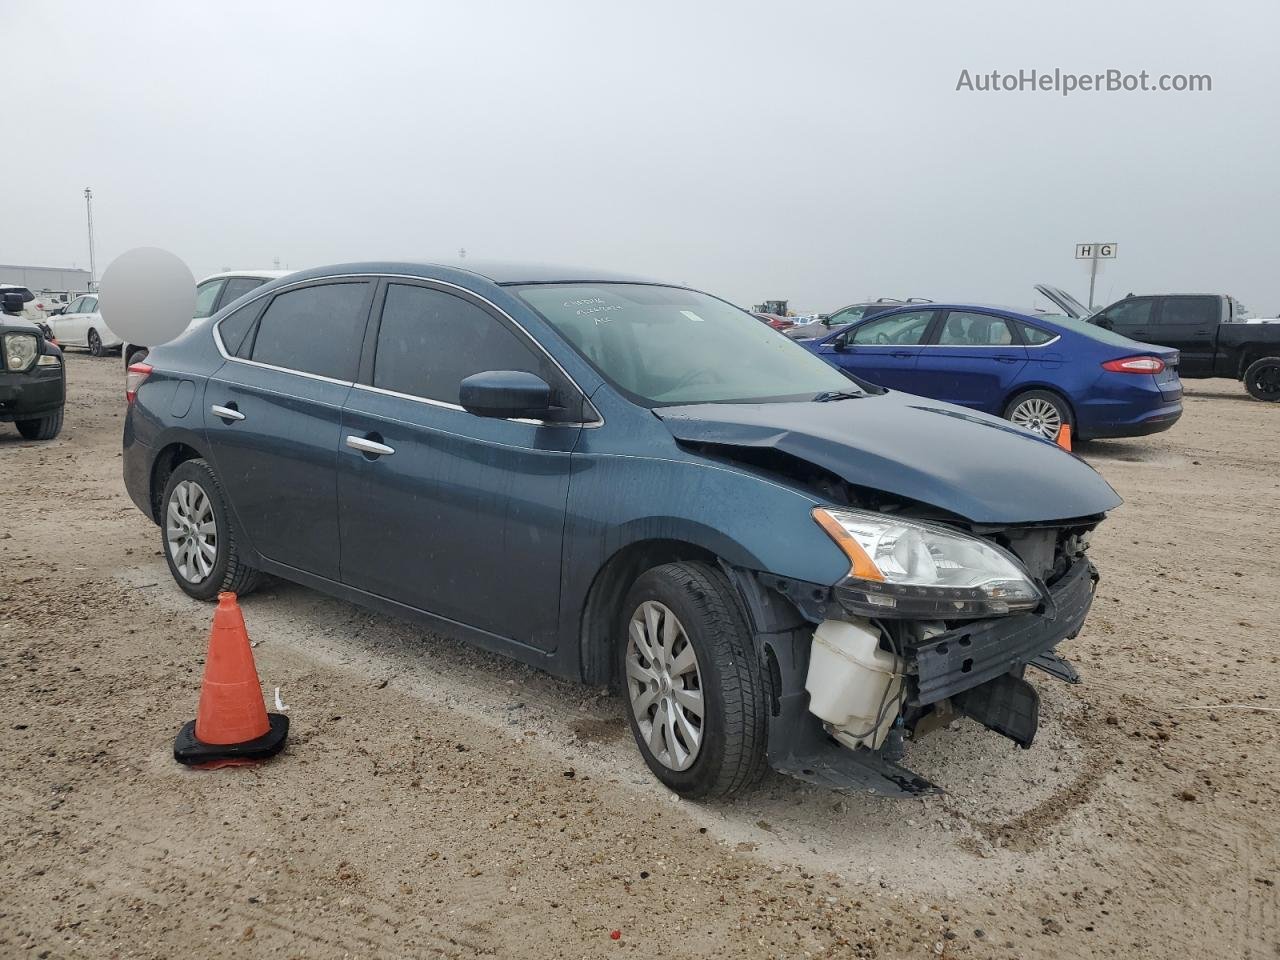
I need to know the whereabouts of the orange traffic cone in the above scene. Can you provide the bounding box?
[1055,423,1072,452]
[174,592,288,767]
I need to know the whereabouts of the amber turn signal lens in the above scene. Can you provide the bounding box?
[812,508,885,582]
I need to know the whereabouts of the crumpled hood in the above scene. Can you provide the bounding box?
[655,391,1122,524]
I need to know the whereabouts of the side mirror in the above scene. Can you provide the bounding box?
[459,370,553,420]
[1094,317,1112,329]
[830,336,848,352]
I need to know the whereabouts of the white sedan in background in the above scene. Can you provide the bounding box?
[46,293,123,356]
[122,269,292,367]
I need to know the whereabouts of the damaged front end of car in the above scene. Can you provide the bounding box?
[655,391,1121,795]
[729,512,1101,797]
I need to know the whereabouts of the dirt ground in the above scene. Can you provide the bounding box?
[1,354,1277,960]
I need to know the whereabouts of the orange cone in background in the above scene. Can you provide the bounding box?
[1055,423,1072,452]
[174,592,288,767]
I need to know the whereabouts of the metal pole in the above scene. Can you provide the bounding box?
[84,188,97,288]
[1088,248,1098,309]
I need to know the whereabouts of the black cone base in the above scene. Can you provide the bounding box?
[173,713,290,766]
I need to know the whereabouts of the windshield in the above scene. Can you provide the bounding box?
[514,283,859,405]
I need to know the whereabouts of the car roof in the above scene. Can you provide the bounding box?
[199,269,294,282]
[271,260,667,288]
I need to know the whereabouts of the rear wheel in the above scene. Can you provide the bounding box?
[87,328,104,357]
[16,409,63,441]
[1004,389,1073,441]
[161,458,261,601]
[1243,356,1280,402]
[618,561,769,799]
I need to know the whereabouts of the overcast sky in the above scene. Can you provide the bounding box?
[8,0,1279,313]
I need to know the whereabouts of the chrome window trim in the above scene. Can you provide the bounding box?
[211,272,603,427]
[915,337,1062,350]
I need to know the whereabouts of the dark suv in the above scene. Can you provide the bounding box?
[123,261,1121,798]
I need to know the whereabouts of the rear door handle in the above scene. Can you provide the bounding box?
[211,404,245,422]
[891,351,914,359]
[346,434,395,457]
[995,356,1019,364]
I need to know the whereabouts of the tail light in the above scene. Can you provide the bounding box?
[126,362,153,404]
[1102,356,1165,374]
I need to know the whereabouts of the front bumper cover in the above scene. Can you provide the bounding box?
[907,557,1098,706]
[742,557,1098,797]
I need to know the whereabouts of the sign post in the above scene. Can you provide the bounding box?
[1075,242,1117,308]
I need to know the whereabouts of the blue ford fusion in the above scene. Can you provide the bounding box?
[124,262,1121,798]
[799,304,1183,440]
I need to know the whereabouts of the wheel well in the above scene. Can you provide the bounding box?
[578,539,717,686]
[1240,350,1280,378]
[1002,384,1077,425]
[148,443,203,522]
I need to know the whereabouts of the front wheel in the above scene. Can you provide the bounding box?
[16,409,63,440]
[161,459,261,601]
[87,328,105,357]
[618,562,770,799]
[1004,389,1073,441]
[1243,356,1280,402]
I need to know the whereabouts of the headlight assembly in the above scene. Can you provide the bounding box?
[5,334,39,371]
[813,507,1043,619]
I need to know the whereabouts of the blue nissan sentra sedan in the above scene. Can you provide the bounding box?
[124,262,1123,799]
[799,304,1183,440]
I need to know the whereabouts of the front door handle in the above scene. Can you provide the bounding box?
[346,434,395,457]
[211,404,245,422]
[891,351,914,359]
[995,356,1019,364]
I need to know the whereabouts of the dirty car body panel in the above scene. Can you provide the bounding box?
[123,262,1122,797]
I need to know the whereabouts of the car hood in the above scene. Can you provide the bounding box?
[655,391,1122,524]
[1035,283,1093,320]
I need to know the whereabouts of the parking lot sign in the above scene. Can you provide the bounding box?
[1075,242,1117,260]
[1075,242,1118,307]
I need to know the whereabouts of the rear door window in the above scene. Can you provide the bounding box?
[218,277,267,310]
[372,283,558,406]
[218,299,267,357]
[1159,296,1217,326]
[194,279,226,318]
[249,282,371,381]
[935,312,1016,345]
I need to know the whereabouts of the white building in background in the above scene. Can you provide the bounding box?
[0,263,93,293]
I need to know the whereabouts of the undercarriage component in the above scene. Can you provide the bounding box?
[953,672,1041,749]
[1029,650,1082,683]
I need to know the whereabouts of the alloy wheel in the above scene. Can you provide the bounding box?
[166,480,217,583]
[625,600,705,771]
[1010,397,1063,439]
[1248,362,1280,401]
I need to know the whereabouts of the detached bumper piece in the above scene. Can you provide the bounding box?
[953,672,1040,749]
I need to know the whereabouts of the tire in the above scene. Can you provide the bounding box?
[618,561,770,799]
[16,409,63,441]
[126,347,149,368]
[87,328,104,357]
[1243,356,1280,402]
[1003,389,1074,441]
[161,458,262,601]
